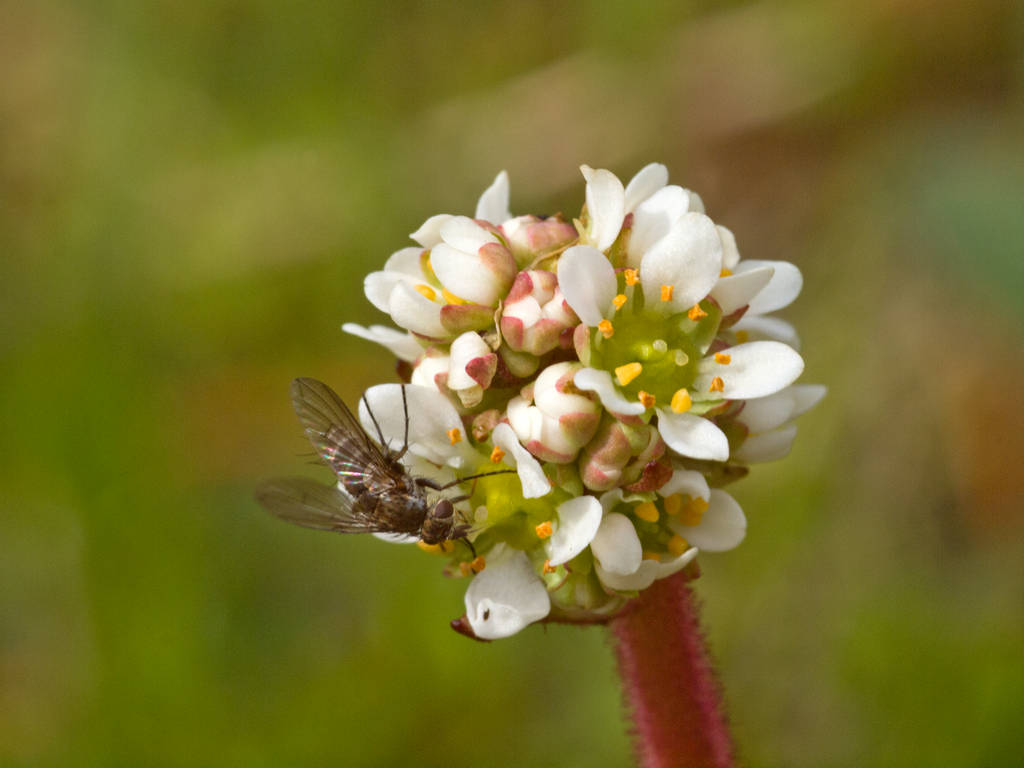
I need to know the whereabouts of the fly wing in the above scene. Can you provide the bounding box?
[289,377,396,484]
[256,477,394,534]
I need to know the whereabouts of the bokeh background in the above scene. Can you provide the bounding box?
[2,1,1023,766]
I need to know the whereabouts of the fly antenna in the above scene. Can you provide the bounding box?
[361,393,388,450]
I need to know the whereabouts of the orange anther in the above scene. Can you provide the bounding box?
[624,268,640,286]
[660,284,674,302]
[638,391,656,408]
[470,556,486,573]
[447,428,462,444]
[490,445,506,463]
[535,521,553,539]
[598,319,614,339]
[688,304,708,321]
[612,293,628,310]
[714,352,731,365]
[708,376,725,394]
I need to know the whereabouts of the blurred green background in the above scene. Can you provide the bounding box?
[2,0,1023,766]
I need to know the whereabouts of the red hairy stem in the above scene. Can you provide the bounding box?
[609,567,735,768]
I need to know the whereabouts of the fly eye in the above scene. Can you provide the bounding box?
[433,499,454,519]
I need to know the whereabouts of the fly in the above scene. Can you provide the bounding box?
[256,378,511,547]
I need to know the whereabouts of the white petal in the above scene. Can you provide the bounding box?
[687,190,706,214]
[659,467,710,501]
[640,212,723,312]
[655,409,729,461]
[384,246,425,276]
[581,165,625,251]
[410,352,450,392]
[557,245,617,326]
[710,265,774,315]
[624,163,669,213]
[439,215,498,254]
[736,259,803,315]
[670,489,746,552]
[738,384,826,433]
[410,214,453,248]
[491,423,552,498]
[546,496,602,566]
[734,424,798,463]
[388,281,448,338]
[731,315,801,350]
[448,331,492,390]
[694,341,804,400]
[341,323,423,362]
[573,367,645,417]
[475,170,512,224]
[430,243,502,306]
[590,513,642,575]
[359,383,474,467]
[596,547,698,591]
[465,546,550,640]
[717,226,741,270]
[629,185,691,264]
[373,532,419,544]
[364,270,410,313]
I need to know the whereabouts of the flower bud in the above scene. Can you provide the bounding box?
[501,215,578,266]
[499,270,579,356]
[578,418,660,491]
[507,362,600,463]
[448,331,498,408]
[410,348,450,392]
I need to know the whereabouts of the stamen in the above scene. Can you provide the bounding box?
[612,293,628,311]
[667,534,690,557]
[642,551,662,562]
[447,427,462,444]
[415,284,437,301]
[708,376,725,394]
[714,352,731,365]
[470,556,486,573]
[490,445,506,463]
[663,493,684,516]
[652,339,668,353]
[670,388,692,414]
[660,284,674,302]
[637,390,656,409]
[542,559,557,574]
[720,268,733,277]
[634,501,659,523]
[441,288,467,305]
[674,349,690,366]
[459,561,472,576]
[535,521,553,539]
[615,362,643,386]
[688,304,708,321]
[680,497,709,526]
[598,319,614,339]
[735,330,749,344]
[624,268,640,286]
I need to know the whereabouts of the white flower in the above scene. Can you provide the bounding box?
[499,270,579,356]
[465,544,550,640]
[733,384,826,463]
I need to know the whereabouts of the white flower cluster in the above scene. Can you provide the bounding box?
[344,165,824,639]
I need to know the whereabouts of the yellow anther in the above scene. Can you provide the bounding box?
[679,497,709,526]
[447,427,462,444]
[612,293,628,310]
[708,376,725,394]
[615,362,643,387]
[415,284,437,301]
[642,551,662,562]
[660,284,674,302]
[670,388,692,414]
[663,493,684,517]
[714,352,731,365]
[720,268,733,277]
[470,556,486,573]
[535,521,553,539]
[735,330,749,344]
[441,288,467,305]
[638,390,656,409]
[688,304,708,321]
[667,535,690,557]
[489,445,505,463]
[417,541,441,554]
[624,268,640,286]
[542,559,557,574]
[634,501,659,523]
[459,561,472,576]
[598,319,615,339]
